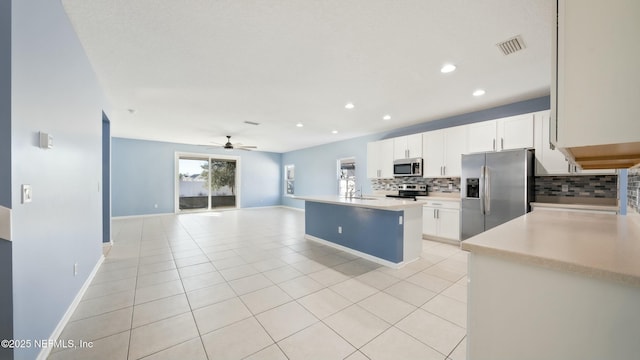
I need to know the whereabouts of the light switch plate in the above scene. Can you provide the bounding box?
[39,132,53,149]
[22,184,32,203]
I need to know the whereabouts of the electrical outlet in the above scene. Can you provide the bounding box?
[73,262,78,276]
[448,183,453,190]
[562,184,569,192]
[338,226,342,234]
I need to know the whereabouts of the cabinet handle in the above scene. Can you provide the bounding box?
[433,209,437,219]
[501,138,504,150]
[436,209,440,219]
[493,139,496,151]
[443,166,446,176]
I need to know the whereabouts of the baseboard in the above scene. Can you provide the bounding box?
[304,234,407,269]
[37,254,105,360]
[278,205,305,212]
[112,212,174,219]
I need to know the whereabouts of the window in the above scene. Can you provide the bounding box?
[285,164,295,196]
[338,158,356,197]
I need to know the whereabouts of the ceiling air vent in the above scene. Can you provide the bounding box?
[497,35,525,56]
[244,121,260,126]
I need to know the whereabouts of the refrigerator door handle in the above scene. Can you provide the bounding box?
[479,166,486,215]
[485,166,491,214]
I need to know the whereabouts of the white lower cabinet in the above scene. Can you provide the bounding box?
[422,200,460,241]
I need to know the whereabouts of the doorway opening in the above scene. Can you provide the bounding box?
[176,153,239,212]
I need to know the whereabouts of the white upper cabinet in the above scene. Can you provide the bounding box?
[467,115,534,153]
[423,126,467,177]
[444,126,467,177]
[551,0,640,169]
[497,114,535,150]
[534,111,572,175]
[423,130,445,178]
[535,110,615,175]
[367,139,394,179]
[394,134,422,160]
[467,120,498,153]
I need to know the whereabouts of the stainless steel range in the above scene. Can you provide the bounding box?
[386,184,427,201]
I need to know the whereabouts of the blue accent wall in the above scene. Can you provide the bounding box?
[111,138,282,217]
[11,0,108,358]
[102,113,111,242]
[283,96,550,209]
[305,202,403,263]
[0,0,10,210]
[619,169,628,215]
[0,2,13,359]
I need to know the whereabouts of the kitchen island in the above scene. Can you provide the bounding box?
[296,195,424,268]
[461,210,640,360]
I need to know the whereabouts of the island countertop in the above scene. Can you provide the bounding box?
[294,195,426,210]
[461,210,640,286]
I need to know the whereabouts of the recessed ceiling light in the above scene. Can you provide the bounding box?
[383,114,391,121]
[331,130,338,134]
[440,64,456,73]
[473,89,486,97]
[345,103,355,110]
[296,123,304,127]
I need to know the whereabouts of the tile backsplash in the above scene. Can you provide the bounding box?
[628,169,640,213]
[534,175,618,199]
[371,177,461,193]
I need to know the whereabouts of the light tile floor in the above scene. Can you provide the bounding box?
[49,207,468,360]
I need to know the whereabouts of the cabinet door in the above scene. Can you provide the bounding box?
[423,131,445,177]
[406,134,423,158]
[498,114,534,150]
[422,207,438,237]
[467,120,497,153]
[366,141,381,178]
[379,139,395,178]
[555,0,640,149]
[443,126,467,177]
[438,209,460,240]
[393,137,408,160]
[538,111,572,175]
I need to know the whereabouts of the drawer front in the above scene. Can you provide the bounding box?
[422,200,460,210]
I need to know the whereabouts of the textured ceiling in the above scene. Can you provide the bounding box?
[62,0,553,153]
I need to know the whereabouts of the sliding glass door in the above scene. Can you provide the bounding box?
[177,154,238,212]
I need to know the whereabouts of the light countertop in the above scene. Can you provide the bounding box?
[294,195,426,210]
[461,210,640,287]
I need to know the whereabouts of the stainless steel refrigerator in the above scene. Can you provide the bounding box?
[461,149,534,240]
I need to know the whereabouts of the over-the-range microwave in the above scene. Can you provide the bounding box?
[393,157,423,177]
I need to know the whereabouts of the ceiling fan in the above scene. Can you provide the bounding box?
[211,135,257,151]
